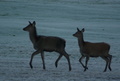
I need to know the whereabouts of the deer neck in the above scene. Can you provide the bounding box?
[29,28,38,45]
[78,35,85,49]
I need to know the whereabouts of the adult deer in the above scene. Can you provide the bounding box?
[23,21,71,71]
[73,28,112,72]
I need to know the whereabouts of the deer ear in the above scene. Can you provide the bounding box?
[77,28,80,31]
[33,21,36,25]
[81,28,85,32]
[28,21,32,24]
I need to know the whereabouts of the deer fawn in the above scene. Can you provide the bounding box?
[23,21,71,71]
[73,28,112,72]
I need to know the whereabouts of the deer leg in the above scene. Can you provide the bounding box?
[29,50,40,69]
[101,56,109,72]
[79,56,88,70]
[108,55,112,71]
[41,51,46,70]
[55,54,63,68]
[84,56,89,72]
[61,50,71,71]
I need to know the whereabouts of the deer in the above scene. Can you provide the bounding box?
[73,28,112,72]
[23,21,71,71]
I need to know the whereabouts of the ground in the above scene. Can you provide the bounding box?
[0,0,120,81]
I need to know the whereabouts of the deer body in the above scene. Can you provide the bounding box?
[79,42,110,57]
[34,36,66,51]
[23,21,71,71]
[73,28,112,72]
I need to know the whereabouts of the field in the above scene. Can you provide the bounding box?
[0,0,120,81]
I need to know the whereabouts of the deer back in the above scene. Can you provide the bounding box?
[34,35,66,51]
[81,42,110,57]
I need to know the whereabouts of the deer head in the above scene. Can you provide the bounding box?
[73,28,85,38]
[23,21,36,32]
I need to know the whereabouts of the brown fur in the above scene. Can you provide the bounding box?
[82,42,110,57]
[23,21,71,71]
[73,28,112,72]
